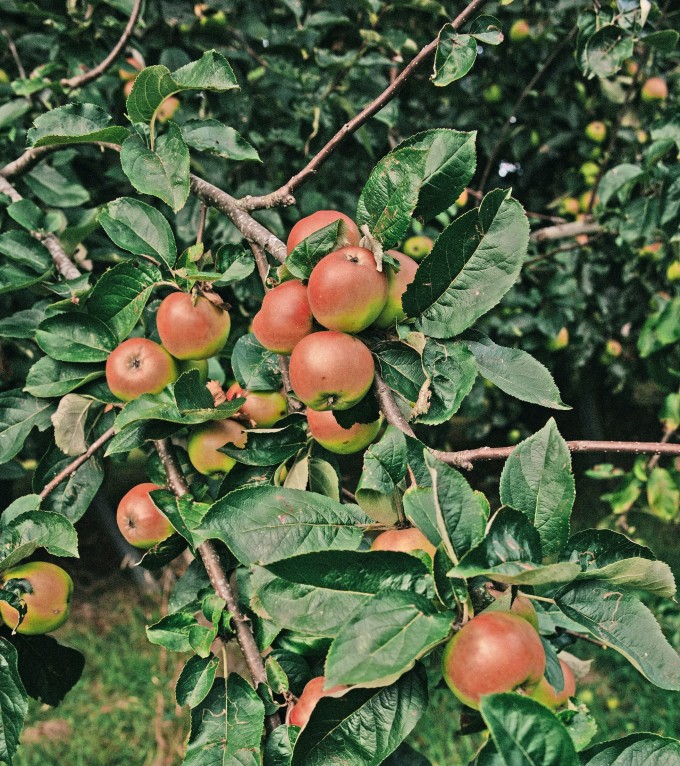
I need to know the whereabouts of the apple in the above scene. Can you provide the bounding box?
[156,292,231,360]
[371,528,436,559]
[667,261,680,281]
[483,84,502,103]
[605,339,622,357]
[639,242,662,258]
[531,660,576,709]
[403,236,434,261]
[307,246,388,333]
[585,121,607,143]
[187,418,248,476]
[559,197,580,217]
[106,338,179,401]
[509,19,530,41]
[442,611,546,710]
[306,407,380,454]
[487,587,539,631]
[287,211,361,254]
[624,60,639,76]
[178,358,209,383]
[252,279,314,354]
[289,676,346,729]
[579,190,599,212]
[116,482,174,550]
[580,161,599,185]
[0,562,73,635]
[373,250,418,329]
[546,327,569,351]
[226,383,288,427]
[456,189,469,207]
[641,77,668,102]
[157,96,180,123]
[289,331,375,411]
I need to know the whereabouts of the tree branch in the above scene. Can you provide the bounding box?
[153,438,281,732]
[61,0,144,90]
[39,426,116,499]
[530,219,602,243]
[241,0,489,211]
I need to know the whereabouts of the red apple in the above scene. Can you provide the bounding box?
[585,121,607,143]
[371,528,437,559]
[442,611,546,710]
[289,676,346,729]
[531,660,576,709]
[287,211,361,254]
[306,407,380,454]
[373,250,418,328]
[509,19,530,41]
[289,331,374,411]
[307,246,388,333]
[156,292,231,360]
[641,77,668,102]
[116,482,174,550]
[251,280,314,354]
[0,562,73,635]
[226,383,288,427]
[106,338,179,401]
[187,418,248,476]
[487,587,539,631]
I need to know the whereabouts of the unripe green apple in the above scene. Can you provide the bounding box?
[306,407,380,454]
[641,77,668,102]
[579,190,598,212]
[116,482,174,549]
[307,246,388,333]
[226,383,288,427]
[178,358,209,383]
[0,69,9,84]
[0,562,73,635]
[289,331,374,411]
[371,528,436,559]
[509,19,531,41]
[531,660,576,709]
[106,338,179,401]
[559,197,580,217]
[252,279,314,354]
[585,121,607,143]
[156,292,231,360]
[580,161,600,185]
[403,236,434,261]
[287,211,361,254]
[442,611,545,710]
[667,261,680,281]
[289,676,346,729]
[187,418,248,476]
[373,251,418,329]
[483,84,502,103]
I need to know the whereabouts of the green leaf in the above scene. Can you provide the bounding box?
[7,199,43,230]
[581,26,634,79]
[33,448,104,523]
[480,694,579,766]
[99,197,177,271]
[265,726,299,766]
[0,511,78,571]
[500,419,575,557]
[0,391,55,464]
[176,655,220,708]
[231,334,283,392]
[25,162,90,208]
[470,15,504,45]
[147,612,198,653]
[36,313,118,362]
[27,103,129,147]
[284,220,346,280]
[22,357,90,398]
[597,164,643,208]
[432,28,477,86]
[356,146,428,249]
[325,590,452,687]
[417,339,477,424]
[220,416,307,466]
[0,309,47,340]
[291,665,428,766]
[556,580,680,690]
[51,394,94,456]
[0,99,30,130]
[403,486,441,548]
[126,51,239,124]
[0,638,28,765]
[184,675,264,766]
[180,119,260,162]
[580,733,680,764]
[375,342,426,407]
[0,231,53,293]
[120,123,190,212]
[113,390,241,431]
[647,467,679,522]
[403,189,529,338]
[11,634,84,707]
[465,332,569,410]
[356,426,408,525]
[193,487,367,565]
[213,243,255,285]
[643,29,679,52]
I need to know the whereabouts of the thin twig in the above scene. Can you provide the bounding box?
[240,0,489,211]
[1,28,27,79]
[153,439,281,732]
[647,426,676,471]
[249,242,270,286]
[530,219,602,244]
[40,427,116,499]
[61,0,144,89]
[195,202,207,245]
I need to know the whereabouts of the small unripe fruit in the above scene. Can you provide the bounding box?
[106,338,179,401]
[289,331,374,411]
[641,77,668,102]
[667,261,680,281]
[156,292,231,360]
[0,562,73,635]
[531,660,576,709]
[559,197,580,217]
[371,528,436,559]
[580,161,600,185]
[509,19,530,41]
[226,383,288,427]
[373,251,418,329]
[456,189,469,207]
[579,190,599,212]
[307,246,388,333]
[442,611,545,710]
[483,84,502,103]
[252,280,314,354]
[547,327,569,351]
[289,676,346,729]
[306,407,380,454]
[403,236,434,261]
[605,339,623,357]
[287,211,361,254]
[585,121,607,143]
[117,482,174,549]
[187,418,248,476]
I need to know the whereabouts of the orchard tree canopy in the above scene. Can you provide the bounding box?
[0,0,679,764]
